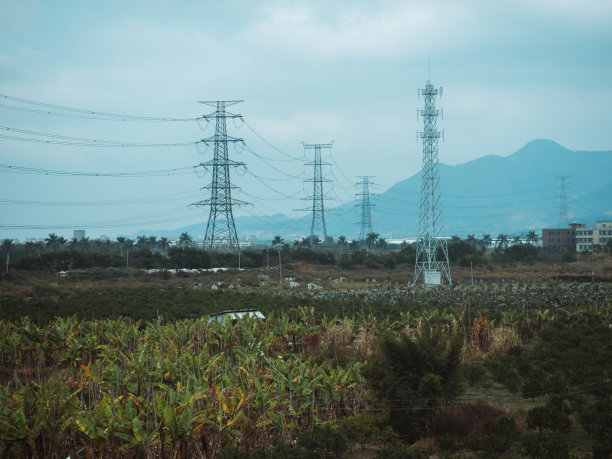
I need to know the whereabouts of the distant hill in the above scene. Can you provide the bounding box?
[139,140,612,241]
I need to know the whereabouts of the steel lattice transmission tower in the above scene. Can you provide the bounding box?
[356,176,375,242]
[557,175,570,227]
[191,100,247,252]
[302,143,332,246]
[413,80,452,285]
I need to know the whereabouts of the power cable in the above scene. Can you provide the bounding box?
[0,126,198,148]
[0,94,201,122]
[242,120,304,161]
[0,163,198,177]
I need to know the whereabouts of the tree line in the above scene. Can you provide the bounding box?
[5,229,602,273]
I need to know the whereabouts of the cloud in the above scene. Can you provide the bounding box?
[249,1,472,58]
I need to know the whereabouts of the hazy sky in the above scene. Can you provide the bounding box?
[1,0,611,240]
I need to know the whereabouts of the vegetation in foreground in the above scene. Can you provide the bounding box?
[0,281,611,458]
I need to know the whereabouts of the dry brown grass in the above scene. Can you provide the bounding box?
[464,322,521,361]
[323,321,354,351]
[353,324,377,358]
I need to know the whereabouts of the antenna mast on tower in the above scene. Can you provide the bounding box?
[413,78,451,285]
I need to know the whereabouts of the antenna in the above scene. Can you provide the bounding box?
[413,78,452,285]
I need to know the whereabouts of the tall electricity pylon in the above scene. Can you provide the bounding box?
[192,100,247,252]
[301,143,332,246]
[413,80,451,285]
[356,176,375,242]
[557,175,570,227]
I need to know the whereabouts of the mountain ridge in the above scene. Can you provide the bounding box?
[136,140,612,241]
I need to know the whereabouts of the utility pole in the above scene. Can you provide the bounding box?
[278,249,283,290]
[356,176,375,243]
[192,100,248,253]
[413,78,451,285]
[300,143,333,246]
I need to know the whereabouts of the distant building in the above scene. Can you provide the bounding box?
[73,229,86,241]
[575,221,612,252]
[541,223,582,251]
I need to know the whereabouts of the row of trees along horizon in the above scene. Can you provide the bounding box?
[3,230,607,273]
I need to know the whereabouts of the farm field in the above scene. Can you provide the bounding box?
[0,264,611,458]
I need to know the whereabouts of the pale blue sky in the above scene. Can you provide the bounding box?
[1,0,611,240]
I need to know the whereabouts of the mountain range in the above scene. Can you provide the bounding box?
[141,140,612,242]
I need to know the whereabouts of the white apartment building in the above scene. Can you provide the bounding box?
[575,221,612,252]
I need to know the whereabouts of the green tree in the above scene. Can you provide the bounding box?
[526,230,539,245]
[496,233,509,249]
[337,235,348,248]
[361,325,464,440]
[365,232,379,249]
[466,234,477,245]
[178,232,192,248]
[375,237,388,249]
[158,237,169,253]
[482,234,492,248]
[512,234,521,245]
[271,235,283,247]
[45,233,65,252]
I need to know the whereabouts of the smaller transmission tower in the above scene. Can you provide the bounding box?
[301,143,332,246]
[557,176,570,227]
[356,176,375,242]
[414,79,451,285]
[192,100,247,252]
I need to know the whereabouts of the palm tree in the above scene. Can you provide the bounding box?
[526,230,539,245]
[466,234,477,246]
[45,233,60,252]
[178,232,192,248]
[365,232,379,249]
[117,236,126,255]
[482,234,492,248]
[271,235,283,247]
[1,239,12,272]
[496,233,509,249]
[376,237,388,249]
[512,235,521,245]
[158,237,169,253]
[147,236,157,250]
[136,235,148,249]
[337,235,348,248]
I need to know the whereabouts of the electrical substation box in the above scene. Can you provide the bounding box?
[424,270,442,285]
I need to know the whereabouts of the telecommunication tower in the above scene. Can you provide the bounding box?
[557,176,570,227]
[302,143,332,246]
[356,176,375,242]
[192,100,247,252]
[413,80,452,285]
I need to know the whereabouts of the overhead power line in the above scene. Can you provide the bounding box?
[242,120,304,161]
[0,94,201,122]
[0,125,199,148]
[0,163,197,177]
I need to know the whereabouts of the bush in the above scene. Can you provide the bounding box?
[295,423,348,459]
[374,443,427,459]
[339,413,378,449]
